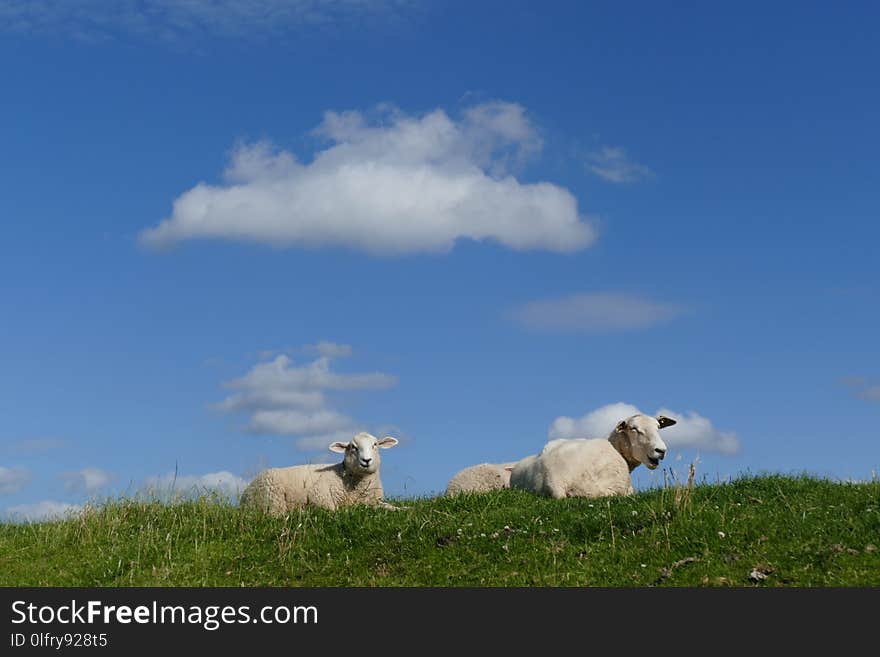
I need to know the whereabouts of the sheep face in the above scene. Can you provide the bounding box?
[330,432,399,476]
[615,414,676,470]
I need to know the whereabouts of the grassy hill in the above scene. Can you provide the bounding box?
[1,474,878,586]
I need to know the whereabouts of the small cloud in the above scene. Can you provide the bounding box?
[511,292,683,333]
[142,471,247,500]
[0,466,32,494]
[60,468,114,494]
[586,146,654,183]
[213,346,399,450]
[4,500,83,523]
[215,353,395,413]
[249,408,354,435]
[548,402,740,455]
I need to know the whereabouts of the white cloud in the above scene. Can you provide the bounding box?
[549,402,740,455]
[143,471,247,499]
[586,146,654,183]
[217,387,326,413]
[215,347,397,450]
[249,408,353,435]
[216,353,395,413]
[654,408,741,454]
[512,292,683,332]
[0,466,31,494]
[139,103,596,255]
[60,467,114,494]
[4,500,83,523]
[0,1,409,42]
[548,402,641,440]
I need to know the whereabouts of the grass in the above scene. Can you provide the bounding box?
[1,473,878,586]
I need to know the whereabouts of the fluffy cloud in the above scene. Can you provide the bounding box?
[549,402,740,455]
[60,468,114,494]
[248,408,354,435]
[4,500,82,523]
[654,407,741,454]
[143,471,247,499]
[216,352,395,413]
[0,466,31,494]
[512,292,683,332]
[139,102,596,255]
[549,402,641,440]
[586,146,654,183]
[215,343,397,450]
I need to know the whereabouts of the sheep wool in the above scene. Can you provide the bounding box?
[240,432,398,515]
[510,439,633,499]
[509,414,677,500]
[445,462,516,496]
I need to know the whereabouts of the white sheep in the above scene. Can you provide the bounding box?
[445,462,516,496]
[240,432,399,515]
[510,414,677,499]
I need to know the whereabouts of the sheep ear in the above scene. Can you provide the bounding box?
[377,436,399,449]
[329,442,349,453]
[615,420,628,433]
[657,415,677,429]
[504,466,514,472]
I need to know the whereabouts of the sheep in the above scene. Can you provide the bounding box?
[509,414,677,499]
[445,462,516,496]
[239,432,399,515]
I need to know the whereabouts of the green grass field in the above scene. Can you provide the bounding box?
[1,474,878,586]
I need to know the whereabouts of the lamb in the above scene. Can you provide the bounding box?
[239,432,399,515]
[509,414,676,499]
[445,462,516,496]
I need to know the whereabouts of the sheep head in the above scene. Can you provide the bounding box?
[611,414,676,471]
[330,432,399,476]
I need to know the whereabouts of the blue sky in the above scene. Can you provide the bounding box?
[2,1,878,520]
